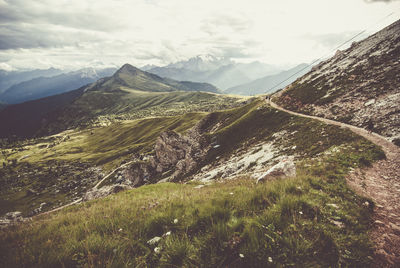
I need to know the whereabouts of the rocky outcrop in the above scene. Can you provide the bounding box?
[83,184,132,201]
[256,157,296,183]
[87,118,212,199]
[151,128,209,180]
[129,116,211,183]
[0,211,26,228]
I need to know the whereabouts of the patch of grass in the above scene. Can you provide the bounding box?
[0,134,384,267]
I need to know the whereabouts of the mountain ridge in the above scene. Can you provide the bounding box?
[274,19,400,144]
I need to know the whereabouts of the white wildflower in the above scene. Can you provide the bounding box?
[147,236,161,245]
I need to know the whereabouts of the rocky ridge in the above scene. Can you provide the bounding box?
[275,19,400,144]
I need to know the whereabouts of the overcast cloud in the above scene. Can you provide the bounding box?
[0,0,399,70]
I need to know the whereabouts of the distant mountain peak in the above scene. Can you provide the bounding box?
[117,63,142,75]
[76,67,98,79]
[166,55,233,72]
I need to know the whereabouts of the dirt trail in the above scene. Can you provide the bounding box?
[93,161,135,189]
[269,99,400,267]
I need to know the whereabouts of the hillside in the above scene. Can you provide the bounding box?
[226,64,311,96]
[0,98,385,267]
[0,67,117,104]
[274,19,400,144]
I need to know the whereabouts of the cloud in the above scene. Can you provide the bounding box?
[0,0,399,70]
[364,0,399,2]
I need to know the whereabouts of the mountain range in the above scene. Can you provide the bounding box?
[0,67,63,94]
[0,67,117,104]
[0,68,116,104]
[145,55,281,90]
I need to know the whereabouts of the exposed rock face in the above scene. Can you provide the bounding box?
[126,115,212,183]
[83,184,132,201]
[119,162,153,186]
[275,19,400,143]
[256,157,296,183]
[151,128,209,180]
[193,142,278,183]
[89,116,213,199]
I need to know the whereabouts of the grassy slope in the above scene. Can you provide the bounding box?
[0,99,385,267]
[41,89,242,136]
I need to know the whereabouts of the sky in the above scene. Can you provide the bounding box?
[0,0,399,71]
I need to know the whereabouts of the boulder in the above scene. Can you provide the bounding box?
[83,184,132,201]
[5,211,23,220]
[256,157,296,183]
[0,211,25,228]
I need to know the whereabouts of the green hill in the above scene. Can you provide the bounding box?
[88,64,220,94]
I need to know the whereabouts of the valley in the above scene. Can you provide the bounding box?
[0,96,385,267]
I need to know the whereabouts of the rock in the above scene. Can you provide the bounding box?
[256,157,296,183]
[123,162,153,187]
[0,211,25,228]
[331,220,344,228]
[364,99,376,106]
[151,127,209,180]
[163,231,171,237]
[5,211,22,220]
[389,223,400,235]
[115,176,124,184]
[83,184,132,201]
[327,203,339,209]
